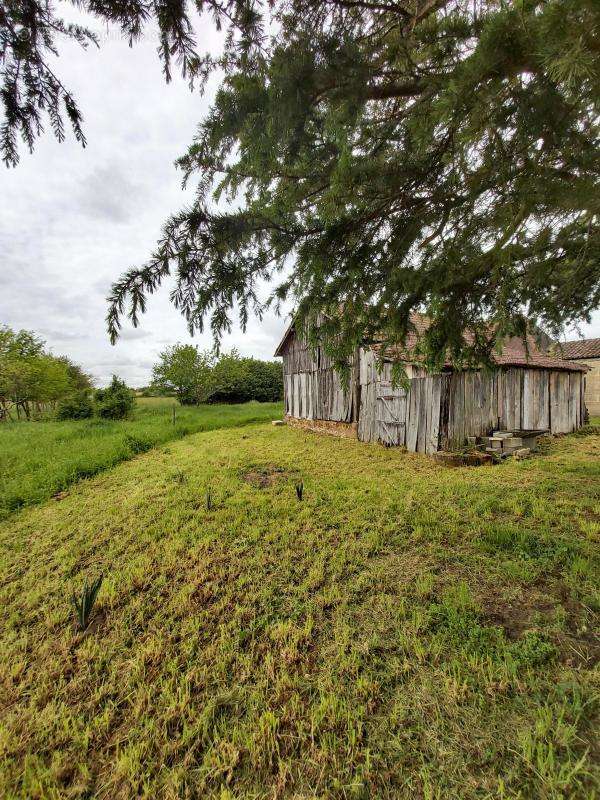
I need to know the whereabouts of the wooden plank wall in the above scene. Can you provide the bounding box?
[357,362,585,451]
[358,349,393,443]
[282,338,356,423]
[443,370,500,451]
[357,347,450,453]
[442,368,583,447]
[375,381,407,447]
[283,335,585,450]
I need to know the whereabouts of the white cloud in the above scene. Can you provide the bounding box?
[0,18,292,387]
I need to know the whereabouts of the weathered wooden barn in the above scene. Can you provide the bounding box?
[274,315,588,454]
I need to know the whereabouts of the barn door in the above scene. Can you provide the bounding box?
[377,382,407,445]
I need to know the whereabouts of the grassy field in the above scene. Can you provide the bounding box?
[0,422,598,799]
[0,398,282,520]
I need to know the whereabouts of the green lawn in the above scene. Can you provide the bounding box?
[0,422,598,798]
[0,398,282,519]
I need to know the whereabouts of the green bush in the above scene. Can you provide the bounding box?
[56,391,94,420]
[149,345,283,405]
[95,376,135,420]
[124,434,152,454]
[151,344,213,404]
[206,354,283,404]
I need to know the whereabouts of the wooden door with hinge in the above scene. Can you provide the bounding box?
[377,381,407,446]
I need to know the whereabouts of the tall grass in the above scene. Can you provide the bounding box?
[0,398,282,518]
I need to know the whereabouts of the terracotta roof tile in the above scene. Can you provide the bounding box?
[558,338,600,360]
[491,337,587,372]
[373,314,588,372]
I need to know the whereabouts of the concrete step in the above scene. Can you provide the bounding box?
[504,437,523,448]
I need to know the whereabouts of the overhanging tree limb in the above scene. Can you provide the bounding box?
[3,0,598,364]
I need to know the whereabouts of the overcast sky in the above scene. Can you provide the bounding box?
[1,14,599,387]
[0,15,291,387]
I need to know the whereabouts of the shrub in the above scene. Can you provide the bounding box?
[56,391,94,420]
[149,346,283,405]
[124,434,152,454]
[206,353,283,404]
[95,376,135,420]
[151,344,213,404]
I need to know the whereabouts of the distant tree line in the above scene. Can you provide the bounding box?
[0,326,92,421]
[0,326,280,422]
[0,326,136,422]
[149,345,283,406]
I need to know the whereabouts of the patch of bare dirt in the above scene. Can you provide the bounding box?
[286,417,358,439]
[482,591,556,640]
[481,584,600,667]
[241,464,292,488]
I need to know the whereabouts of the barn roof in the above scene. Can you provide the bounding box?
[558,338,600,360]
[273,319,296,357]
[486,338,587,372]
[274,312,588,372]
[371,331,587,372]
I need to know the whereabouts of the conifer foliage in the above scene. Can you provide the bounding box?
[106,0,600,366]
[0,0,254,166]
[2,1,598,363]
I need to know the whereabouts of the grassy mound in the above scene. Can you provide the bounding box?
[0,424,598,798]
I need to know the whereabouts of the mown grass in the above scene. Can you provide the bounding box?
[0,398,282,519]
[0,423,598,798]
